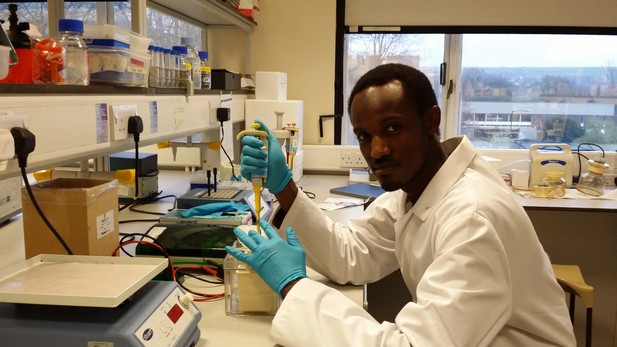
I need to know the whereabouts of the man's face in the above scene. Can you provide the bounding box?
[350,81,431,192]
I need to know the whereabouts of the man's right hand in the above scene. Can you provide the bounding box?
[240,120,293,194]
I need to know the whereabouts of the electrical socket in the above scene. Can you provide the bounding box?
[110,104,137,141]
[340,148,368,168]
[604,173,617,187]
[0,112,27,130]
[0,112,27,160]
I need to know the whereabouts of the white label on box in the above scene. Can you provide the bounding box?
[96,209,115,239]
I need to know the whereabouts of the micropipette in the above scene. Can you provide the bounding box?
[236,123,269,233]
[282,123,299,171]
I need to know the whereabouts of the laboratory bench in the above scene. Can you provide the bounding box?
[1,170,616,346]
[117,171,362,346]
[513,192,617,347]
[0,170,361,346]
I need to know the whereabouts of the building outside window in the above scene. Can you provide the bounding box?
[343,32,617,152]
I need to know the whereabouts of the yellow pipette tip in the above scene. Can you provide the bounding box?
[254,185,261,234]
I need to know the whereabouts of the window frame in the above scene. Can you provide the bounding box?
[336,23,617,147]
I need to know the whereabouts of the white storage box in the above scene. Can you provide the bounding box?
[88,40,150,87]
[84,24,131,45]
[255,71,287,100]
[88,40,130,83]
[126,49,151,87]
[84,24,153,51]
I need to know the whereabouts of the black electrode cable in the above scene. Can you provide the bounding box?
[12,127,74,255]
[20,167,74,255]
[219,120,238,180]
[129,115,144,201]
[134,136,140,199]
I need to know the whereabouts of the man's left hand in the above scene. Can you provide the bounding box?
[225,220,307,297]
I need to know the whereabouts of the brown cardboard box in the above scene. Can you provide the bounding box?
[21,178,119,259]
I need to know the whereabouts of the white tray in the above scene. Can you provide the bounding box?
[0,254,167,307]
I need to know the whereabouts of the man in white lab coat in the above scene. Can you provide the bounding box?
[227,63,576,346]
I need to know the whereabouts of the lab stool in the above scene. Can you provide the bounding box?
[552,264,594,347]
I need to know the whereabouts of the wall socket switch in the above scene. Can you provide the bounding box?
[0,112,27,161]
[110,104,137,141]
[340,149,368,168]
[604,172,617,187]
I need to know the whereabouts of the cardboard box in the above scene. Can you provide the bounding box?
[21,178,119,259]
[211,69,242,90]
[237,0,259,23]
[255,71,287,100]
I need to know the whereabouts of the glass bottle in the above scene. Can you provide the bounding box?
[56,18,89,86]
[198,50,211,90]
[181,37,202,89]
[577,159,610,197]
[540,171,566,198]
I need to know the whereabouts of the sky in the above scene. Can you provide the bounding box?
[462,34,617,68]
[349,33,617,68]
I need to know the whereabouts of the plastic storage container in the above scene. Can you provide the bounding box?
[88,40,131,85]
[84,24,131,46]
[57,18,89,86]
[127,49,151,87]
[224,239,280,316]
[87,39,150,87]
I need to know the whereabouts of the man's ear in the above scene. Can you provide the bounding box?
[425,105,441,135]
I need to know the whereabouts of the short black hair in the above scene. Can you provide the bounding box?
[347,63,438,119]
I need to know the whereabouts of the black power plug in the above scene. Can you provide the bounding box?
[10,127,36,168]
[11,127,73,255]
[128,115,144,142]
[127,115,144,201]
[217,107,230,123]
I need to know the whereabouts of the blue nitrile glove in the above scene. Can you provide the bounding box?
[240,120,293,194]
[179,201,250,218]
[225,220,307,297]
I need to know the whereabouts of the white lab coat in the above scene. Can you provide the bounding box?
[271,136,575,347]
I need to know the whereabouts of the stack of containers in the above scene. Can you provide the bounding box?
[244,72,304,182]
[83,24,152,87]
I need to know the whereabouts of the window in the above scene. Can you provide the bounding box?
[0,2,131,37]
[146,7,202,50]
[1,3,49,37]
[64,2,132,28]
[343,33,444,145]
[460,34,617,151]
[1,2,202,50]
[343,31,617,152]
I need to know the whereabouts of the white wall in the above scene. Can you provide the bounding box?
[346,0,617,27]
[250,0,337,145]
